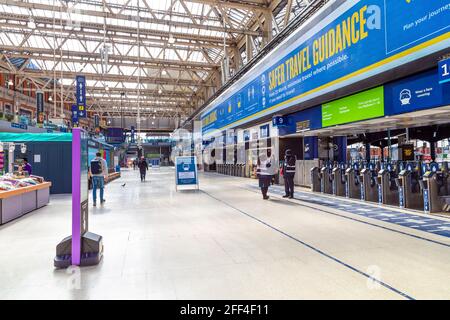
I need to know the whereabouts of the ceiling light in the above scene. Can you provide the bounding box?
[48,95,53,102]
[153,115,156,119]
[168,35,175,44]
[7,79,13,86]
[158,89,162,94]
[161,70,167,76]
[105,85,109,91]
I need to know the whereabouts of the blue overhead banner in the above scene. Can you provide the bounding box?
[201,0,450,136]
[439,58,450,84]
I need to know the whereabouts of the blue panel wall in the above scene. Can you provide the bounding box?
[303,137,319,160]
[15,141,72,194]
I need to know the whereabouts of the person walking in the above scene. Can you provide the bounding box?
[90,152,108,206]
[282,149,296,199]
[257,153,274,200]
[133,159,137,170]
[138,156,149,182]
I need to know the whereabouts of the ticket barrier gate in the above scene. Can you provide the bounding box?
[332,163,347,197]
[396,163,424,210]
[360,163,379,203]
[320,164,333,194]
[311,167,321,192]
[345,163,361,199]
[421,162,450,213]
[377,163,399,206]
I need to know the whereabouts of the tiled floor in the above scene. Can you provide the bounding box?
[1,168,450,300]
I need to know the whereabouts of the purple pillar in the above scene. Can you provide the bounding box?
[71,128,81,266]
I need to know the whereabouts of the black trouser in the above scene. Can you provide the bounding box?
[284,174,295,197]
[140,171,146,181]
[261,186,269,198]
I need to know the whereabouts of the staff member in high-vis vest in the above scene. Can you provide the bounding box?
[282,149,296,199]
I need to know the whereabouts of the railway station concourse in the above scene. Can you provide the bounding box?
[0,0,450,305]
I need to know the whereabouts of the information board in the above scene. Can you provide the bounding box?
[322,86,384,127]
[439,58,450,84]
[175,156,198,190]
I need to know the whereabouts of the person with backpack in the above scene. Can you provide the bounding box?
[90,152,108,206]
[138,156,149,182]
[282,149,296,199]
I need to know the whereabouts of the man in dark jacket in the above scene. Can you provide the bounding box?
[138,156,149,182]
[282,149,296,199]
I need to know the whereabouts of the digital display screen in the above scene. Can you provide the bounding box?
[322,86,384,127]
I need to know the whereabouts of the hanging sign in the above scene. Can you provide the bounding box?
[36,91,44,124]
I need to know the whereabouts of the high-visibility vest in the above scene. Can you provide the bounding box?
[284,156,296,174]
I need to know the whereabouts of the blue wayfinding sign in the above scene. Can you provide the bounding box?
[201,0,450,135]
[76,75,87,118]
[36,91,44,124]
[175,156,199,191]
[72,105,79,125]
[439,58,450,84]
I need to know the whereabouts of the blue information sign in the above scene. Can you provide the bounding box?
[175,156,198,190]
[72,105,79,126]
[76,75,87,118]
[260,124,270,138]
[36,91,44,124]
[94,114,100,128]
[439,58,450,84]
[272,116,287,127]
[76,75,86,105]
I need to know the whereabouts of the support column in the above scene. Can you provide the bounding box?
[246,35,253,62]
[430,140,436,161]
[365,142,371,162]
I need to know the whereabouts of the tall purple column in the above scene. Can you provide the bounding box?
[71,128,81,266]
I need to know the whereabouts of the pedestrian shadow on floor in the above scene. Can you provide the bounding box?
[267,197,299,206]
[91,207,114,214]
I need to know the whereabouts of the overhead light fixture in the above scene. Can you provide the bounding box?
[105,85,109,91]
[28,18,36,29]
[7,79,13,86]
[153,115,156,119]
[48,95,53,102]
[168,35,175,44]
[161,70,167,76]
[158,89,162,94]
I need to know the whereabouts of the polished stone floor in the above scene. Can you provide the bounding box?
[1,167,450,300]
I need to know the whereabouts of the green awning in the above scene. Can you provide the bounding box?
[0,132,72,142]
